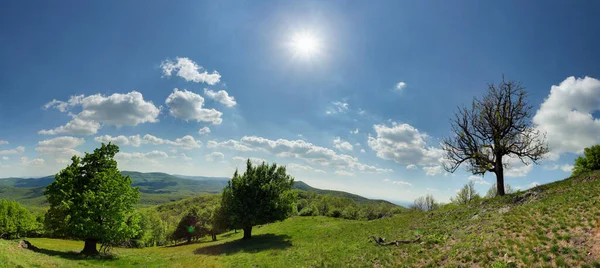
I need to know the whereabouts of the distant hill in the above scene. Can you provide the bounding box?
[0,171,398,208]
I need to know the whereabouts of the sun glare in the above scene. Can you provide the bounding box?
[290,31,320,58]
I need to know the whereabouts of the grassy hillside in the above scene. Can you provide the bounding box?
[4,171,600,267]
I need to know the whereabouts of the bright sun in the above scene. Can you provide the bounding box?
[290,31,320,58]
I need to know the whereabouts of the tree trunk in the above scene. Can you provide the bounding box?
[212,233,217,241]
[496,156,505,196]
[81,238,98,255]
[186,235,192,244]
[242,226,252,240]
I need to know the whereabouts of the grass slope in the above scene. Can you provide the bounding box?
[4,171,600,267]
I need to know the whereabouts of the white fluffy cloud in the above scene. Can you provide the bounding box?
[423,165,443,176]
[332,101,349,113]
[0,146,25,155]
[406,164,417,169]
[94,135,142,147]
[368,122,443,167]
[545,164,574,173]
[503,156,534,177]
[36,136,85,161]
[333,137,353,152]
[205,152,225,162]
[213,136,391,174]
[395,82,407,91]
[286,163,326,174]
[41,91,160,135]
[198,127,211,135]
[533,76,600,159]
[165,88,223,124]
[204,89,237,108]
[468,175,491,185]
[383,178,412,187]
[116,151,169,160]
[20,157,45,166]
[161,57,221,85]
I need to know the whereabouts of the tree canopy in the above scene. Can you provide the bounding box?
[0,199,38,239]
[44,143,140,255]
[572,144,600,177]
[442,77,548,196]
[222,159,296,239]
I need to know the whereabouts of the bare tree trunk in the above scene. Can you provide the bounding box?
[243,226,252,240]
[496,155,505,196]
[212,233,217,241]
[81,238,99,255]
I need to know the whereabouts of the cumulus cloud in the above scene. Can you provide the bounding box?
[116,151,169,160]
[406,164,417,169]
[20,157,45,166]
[36,136,85,161]
[533,76,600,159]
[232,156,266,165]
[94,135,142,147]
[198,127,211,135]
[503,156,534,177]
[286,163,326,174]
[180,153,192,161]
[333,137,353,152]
[468,175,491,185]
[0,146,25,155]
[207,140,254,152]
[41,91,160,135]
[204,89,237,108]
[161,57,221,85]
[0,140,8,145]
[423,165,443,176]
[383,178,412,187]
[368,122,443,167]
[360,149,366,153]
[141,134,201,150]
[395,82,407,91]
[205,152,225,162]
[350,128,359,134]
[165,88,223,124]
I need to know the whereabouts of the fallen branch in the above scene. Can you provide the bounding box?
[370,235,421,246]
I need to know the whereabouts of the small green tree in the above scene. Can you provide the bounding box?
[135,210,167,247]
[222,159,296,239]
[412,194,437,211]
[572,144,600,176]
[451,181,480,205]
[44,143,140,255]
[0,199,38,239]
[206,204,228,241]
[485,183,515,198]
[171,206,208,244]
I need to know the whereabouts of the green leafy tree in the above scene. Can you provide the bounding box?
[572,144,600,176]
[44,143,140,255]
[442,77,549,196]
[222,159,296,240]
[135,210,167,247]
[451,181,481,205]
[206,204,228,241]
[0,199,38,239]
[485,183,515,198]
[171,206,208,244]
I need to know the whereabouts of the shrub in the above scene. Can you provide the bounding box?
[451,181,480,205]
[572,144,600,176]
[0,199,39,239]
[412,194,438,211]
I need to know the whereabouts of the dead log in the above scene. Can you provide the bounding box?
[370,235,421,246]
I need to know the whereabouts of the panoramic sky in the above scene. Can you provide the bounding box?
[1,0,600,204]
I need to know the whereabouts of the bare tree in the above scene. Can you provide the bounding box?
[412,194,437,211]
[451,181,480,204]
[442,77,549,196]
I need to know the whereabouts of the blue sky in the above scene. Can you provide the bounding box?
[1,0,600,204]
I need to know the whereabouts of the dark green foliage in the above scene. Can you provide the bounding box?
[222,160,296,239]
[294,190,401,220]
[44,143,140,254]
[171,206,209,244]
[0,199,40,239]
[572,144,600,176]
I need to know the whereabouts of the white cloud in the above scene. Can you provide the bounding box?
[232,156,266,165]
[350,128,359,134]
[395,82,407,91]
[41,91,160,135]
[334,170,354,176]
[333,137,353,152]
[36,136,85,161]
[0,146,25,155]
[1,156,8,160]
[533,76,600,159]
[198,127,211,135]
[545,164,574,173]
[165,88,223,124]
[39,117,101,135]
[358,109,366,115]
[423,165,443,176]
[332,101,349,112]
[0,140,8,145]
[468,175,490,185]
[116,150,169,160]
[529,182,540,188]
[207,140,254,152]
[503,156,534,177]
[204,89,237,108]
[368,122,443,167]
[406,164,417,169]
[205,152,225,162]
[383,178,412,187]
[286,163,326,174]
[141,134,201,150]
[360,149,366,153]
[94,135,142,147]
[180,153,192,161]
[161,57,221,85]
[20,157,44,166]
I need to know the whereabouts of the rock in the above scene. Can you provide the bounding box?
[498,206,510,214]
[18,240,39,251]
[471,214,480,220]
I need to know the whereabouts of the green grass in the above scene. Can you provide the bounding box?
[3,171,600,267]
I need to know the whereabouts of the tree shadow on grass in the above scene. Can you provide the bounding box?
[33,247,116,261]
[193,234,292,256]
